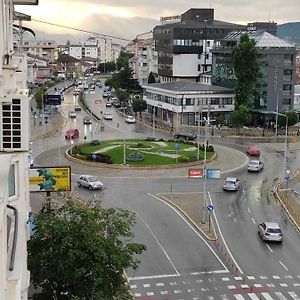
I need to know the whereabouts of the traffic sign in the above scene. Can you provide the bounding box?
[91,154,97,161]
[175,143,180,151]
[207,204,214,212]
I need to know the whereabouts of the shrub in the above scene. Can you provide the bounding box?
[179,155,190,163]
[127,152,144,162]
[88,153,112,164]
[207,145,214,152]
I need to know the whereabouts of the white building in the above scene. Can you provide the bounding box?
[21,39,57,62]
[129,36,158,85]
[98,38,112,63]
[294,85,300,112]
[1,1,35,299]
[143,81,234,128]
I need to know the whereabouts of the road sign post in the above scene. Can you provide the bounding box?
[207,205,214,233]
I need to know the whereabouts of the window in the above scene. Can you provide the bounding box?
[8,164,16,197]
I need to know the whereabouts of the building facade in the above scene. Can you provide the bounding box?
[22,39,57,62]
[0,1,36,299]
[143,81,234,129]
[211,29,297,113]
[153,8,246,82]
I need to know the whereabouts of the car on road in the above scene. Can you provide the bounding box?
[68,111,76,118]
[106,101,112,107]
[247,160,264,172]
[125,115,136,124]
[174,132,197,140]
[77,175,103,190]
[247,145,260,157]
[223,177,240,191]
[258,222,283,242]
[103,91,109,98]
[103,112,113,120]
[74,106,81,112]
[83,116,92,124]
[65,129,79,139]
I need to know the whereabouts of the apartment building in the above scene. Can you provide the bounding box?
[211,29,297,114]
[22,39,57,62]
[129,36,158,85]
[153,8,246,82]
[1,1,37,299]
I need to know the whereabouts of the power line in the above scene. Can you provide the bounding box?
[31,18,132,42]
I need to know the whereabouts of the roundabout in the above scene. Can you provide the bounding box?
[69,138,216,167]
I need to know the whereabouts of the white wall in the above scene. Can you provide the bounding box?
[173,54,199,77]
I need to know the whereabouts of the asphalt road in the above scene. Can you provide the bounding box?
[30,82,300,300]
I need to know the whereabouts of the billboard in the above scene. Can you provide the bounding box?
[188,168,203,178]
[207,169,221,179]
[43,93,62,105]
[29,166,71,192]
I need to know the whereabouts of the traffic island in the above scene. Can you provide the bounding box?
[157,192,217,241]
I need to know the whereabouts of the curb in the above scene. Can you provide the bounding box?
[156,193,218,241]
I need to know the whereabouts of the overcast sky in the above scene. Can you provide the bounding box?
[16,0,299,44]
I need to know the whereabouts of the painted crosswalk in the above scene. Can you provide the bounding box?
[130,273,300,299]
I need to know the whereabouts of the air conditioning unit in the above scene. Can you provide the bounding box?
[0,95,29,151]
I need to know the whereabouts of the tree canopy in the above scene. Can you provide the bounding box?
[28,198,146,300]
[132,97,147,115]
[230,104,252,129]
[116,51,134,70]
[232,34,260,109]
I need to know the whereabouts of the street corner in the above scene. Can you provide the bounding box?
[156,192,218,241]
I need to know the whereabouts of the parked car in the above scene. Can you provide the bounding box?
[74,106,82,112]
[223,177,240,191]
[83,116,92,124]
[77,175,103,190]
[68,111,76,118]
[258,222,283,243]
[248,160,264,172]
[90,140,100,146]
[106,101,112,107]
[103,112,113,120]
[65,129,79,139]
[103,91,109,98]
[174,132,197,140]
[125,115,136,124]
[247,145,260,157]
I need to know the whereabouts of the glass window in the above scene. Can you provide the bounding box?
[8,164,16,197]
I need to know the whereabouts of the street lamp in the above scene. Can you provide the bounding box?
[152,105,156,138]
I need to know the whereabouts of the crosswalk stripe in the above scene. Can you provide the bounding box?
[275,292,288,299]
[248,293,260,300]
[220,295,229,300]
[288,292,300,300]
[261,292,274,300]
[234,295,245,300]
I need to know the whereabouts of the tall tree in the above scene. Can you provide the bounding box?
[230,104,252,130]
[116,51,134,70]
[28,199,146,300]
[232,34,260,108]
[132,98,147,117]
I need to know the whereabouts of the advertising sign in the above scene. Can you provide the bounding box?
[29,166,71,192]
[207,169,221,179]
[188,168,203,178]
[43,94,62,105]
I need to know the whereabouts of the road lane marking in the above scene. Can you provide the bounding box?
[251,217,256,224]
[208,193,243,274]
[128,273,179,281]
[234,295,246,300]
[266,244,273,253]
[149,193,229,273]
[261,292,274,300]
[248,293,260,300]
[279,260,289,271]
[288,292,300,300]
[132,209,180,277]
[275,292,288,299]
[247,207,251,213]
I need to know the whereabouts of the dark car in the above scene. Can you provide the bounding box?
[90,140,100,146]
[174,133,197,140]
[83,116,92,124]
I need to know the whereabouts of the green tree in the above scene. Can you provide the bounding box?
[35,87,47,110]
[230,105,252,130]
[116,51,134,70]
[132,98,147,117]
[28,199,146,300]
[278,110,299,127]
[147,72,156,84]
[232,34,260,108]
[116,88,130,104]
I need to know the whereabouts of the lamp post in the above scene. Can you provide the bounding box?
[123,106,126,165]
[152,105,156,138]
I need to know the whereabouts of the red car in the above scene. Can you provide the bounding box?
[246,145,260,157]
[65,129,79,139]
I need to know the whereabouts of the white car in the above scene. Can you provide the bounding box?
[103,112,113,120]
[125,115,136,123]
[223,177,240,191]
[258,222,283,243]
[68,111,76,118]
[77,175,103,190]
[248,160,264,172]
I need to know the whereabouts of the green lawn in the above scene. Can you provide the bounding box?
[74,139,215,166]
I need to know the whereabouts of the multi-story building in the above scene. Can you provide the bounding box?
[153,8,246,82]
[211,29,297,115]
[129,35,158,85]
[22,39,57,62]
[1,1,37,299]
